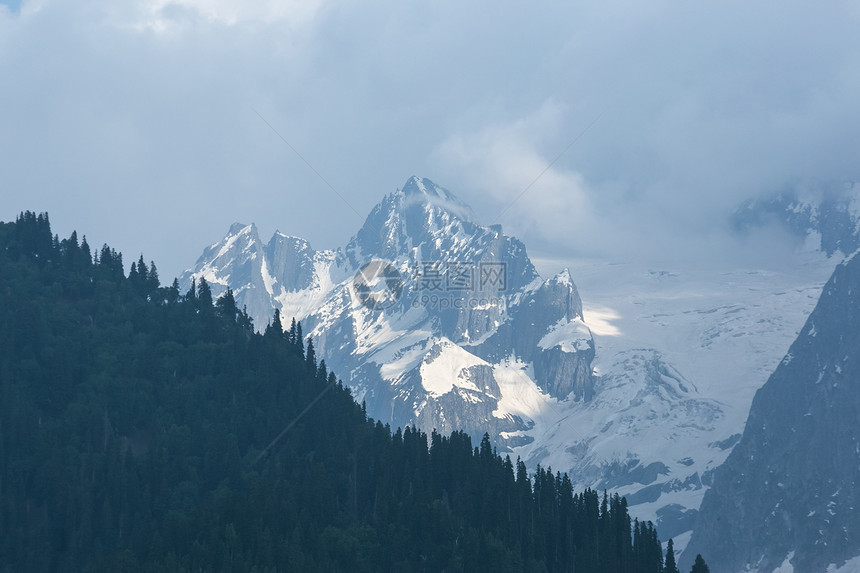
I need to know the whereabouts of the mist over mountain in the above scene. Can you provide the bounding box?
[732,181,860,257]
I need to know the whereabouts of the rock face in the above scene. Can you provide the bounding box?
[264,234,317,292]
[181,176,596,448]
[682,253,860,573]
[469,270,595,401]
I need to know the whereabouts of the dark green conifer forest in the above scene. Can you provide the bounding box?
[0,212,707,572]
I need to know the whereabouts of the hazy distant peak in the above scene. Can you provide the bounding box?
[732,181,860,257]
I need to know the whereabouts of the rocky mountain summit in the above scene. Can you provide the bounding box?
[181,176,595,446]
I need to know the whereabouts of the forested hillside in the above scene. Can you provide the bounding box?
[0,212,696,572]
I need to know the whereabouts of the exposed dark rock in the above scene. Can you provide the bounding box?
[683,253,860,573]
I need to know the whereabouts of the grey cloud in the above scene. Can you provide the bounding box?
[1,0,858,277]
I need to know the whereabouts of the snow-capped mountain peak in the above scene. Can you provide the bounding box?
[182,177,594,449]
[346,176,483,265]
[190,221,263,291]
[399,175,477,223]
[227,221,255,235]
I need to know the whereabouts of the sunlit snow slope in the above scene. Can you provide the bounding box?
[526,255,836,553]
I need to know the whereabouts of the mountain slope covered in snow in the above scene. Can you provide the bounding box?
[531,256,835,553]
[681,251,860,573]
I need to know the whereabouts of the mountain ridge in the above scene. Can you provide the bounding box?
[181,176,596,450]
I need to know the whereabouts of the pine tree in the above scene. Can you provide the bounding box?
[664,538,679,573]
[305,337,316,371]
[61,230,80,266]
[690,554,710,573]
[197,277,213,308]
[166,278,181,305]
[266,309,284,338]
[80,236,92,264]
[295,321,304,354]
[633,518,642,573]
[479,433,492,460]
[617,494,633,571]
[100,244,112,266]
[97,244,124,279]
[129,254,152,296]
[646,521,663,573]
[288,317,297,345]
[185,278,197,302]
[216,288,238,321]
[238,305,253,331]
[147,261,160,291]
[137,254,149,280]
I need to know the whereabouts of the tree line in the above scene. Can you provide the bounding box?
[0,211,710,572]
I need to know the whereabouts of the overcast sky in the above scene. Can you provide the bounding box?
[2,0,859,279]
